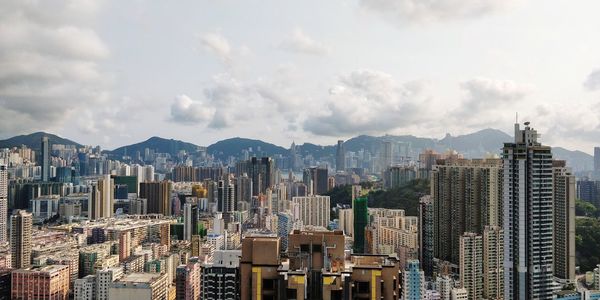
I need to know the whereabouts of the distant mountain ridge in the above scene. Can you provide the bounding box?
[108,136,200,158]
[0,132,81,150]
[0,129,593,172]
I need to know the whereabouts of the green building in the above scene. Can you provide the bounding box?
[353,196,368,253]
[112,175,138,194]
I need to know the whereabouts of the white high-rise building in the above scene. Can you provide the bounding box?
[97,267,124,300]
[74,275,96,300]
[503,122,554,299]
[0,165,7,243]
[292,195,330,228]
[144,165,155,182]
[338,208,353,238]
[436,275,453,300]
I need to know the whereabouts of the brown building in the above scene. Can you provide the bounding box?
[240,230,401,300]
[10,209,32,269]
[11,265,70,300]
[140,181,172,216]
[240,235,281,300]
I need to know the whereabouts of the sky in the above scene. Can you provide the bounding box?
[2,0,600,152]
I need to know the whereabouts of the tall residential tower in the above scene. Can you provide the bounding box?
[503,122,554,299]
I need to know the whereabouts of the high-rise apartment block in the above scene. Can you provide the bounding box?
[353,196,368,253]
[201,250,241,300]
[0,165,7,243]
[483,226,503,300]
[90,175,114,220]
[292,195,330,228]
[419,195,434,277]
[431,158,502,267]
[553,160,576,284]
[459,233,483,300]
[336,139,345,172]
[503,122,554,299]
[11,209,32,269]
[176,260,201,300]
[403,259,425,300]
[140,181,172,216]
[41,136,50,181]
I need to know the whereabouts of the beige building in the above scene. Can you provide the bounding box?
[483,226,503,299]
[431,158,502,267]
[553,161,576,284]
[459,232,482,300]
[292,195,330,228]
[11,209,32,269]
[109,272,168,300]
[12,265,70,300]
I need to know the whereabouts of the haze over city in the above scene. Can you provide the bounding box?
[3,0,600,152]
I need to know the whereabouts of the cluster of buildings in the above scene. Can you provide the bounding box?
[0,122,597,299]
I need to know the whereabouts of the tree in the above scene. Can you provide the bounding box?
[576,217,600,272]
[576,199,597,217]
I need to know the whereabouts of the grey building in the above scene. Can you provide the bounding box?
[503,122,554,299]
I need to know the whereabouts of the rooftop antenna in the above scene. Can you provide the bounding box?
[515,112,518,124]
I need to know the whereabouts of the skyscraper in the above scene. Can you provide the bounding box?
[483,226,503,300]
[90,175,114,220]
[336,140,345,172]
[303,167,328,195]
[139,181,172,216]
[431,158,503,266]
[353,196,368,253]
[419,195,434,277]
[459,233,483,300]
[291,195,330,228]
[41,136,50,181]
[11,209,32,269]
[503,122,554,299]
[553,160,576,284]
[594,147,600,175]
[217,176,235,213]
[0,165,7,243]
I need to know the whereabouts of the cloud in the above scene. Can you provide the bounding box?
[584,69,600,91]
[169,95,215,125]
[199,32,232,64]
[279,29,330,55]
[170,68,308,129]
[456,77,532,118]
[0,0,111,136]
[359,0,519,24]
[304,70,431,136]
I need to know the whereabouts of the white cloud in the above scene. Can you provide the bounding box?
[279,29,330,55]
[170,95,215,125]
[447,77,533,130]
[304,70,431,136]
[359,0,519,24]
[584,69,600,91]
[0,0,112,136]
[199,32,233,64]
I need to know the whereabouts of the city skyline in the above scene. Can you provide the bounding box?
[2,1,600,152]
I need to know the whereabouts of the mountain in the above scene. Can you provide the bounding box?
[207,137,287,159]
[438,128,512,156]
[108,137,201,158]
[1,129,593,172]
[553,147,593,173]
[0,132,82,150]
